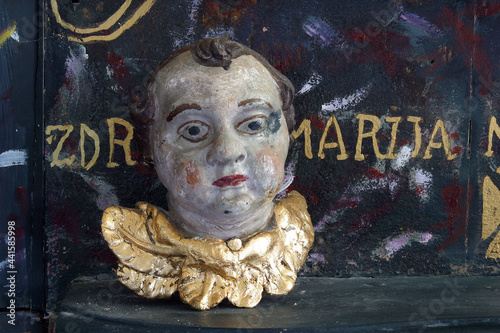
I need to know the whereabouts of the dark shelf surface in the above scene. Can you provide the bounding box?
[51,275,500,332]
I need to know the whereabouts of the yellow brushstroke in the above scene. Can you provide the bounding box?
[482,175,500,258]
[0,22,17,49]
[51,0,157,43]
[51,0,132,34]
[107,118,137,167]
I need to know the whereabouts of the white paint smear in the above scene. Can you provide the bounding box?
[373,231,433,261]
[321,84,371,114]
[297,73,322,95]
[409,168,432,202]
[391,145,413,170]
[0,149,27,167]
[10,30,19,42]
[79,173,119,210]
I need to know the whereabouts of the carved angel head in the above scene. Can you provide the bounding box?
[131,38,295,240]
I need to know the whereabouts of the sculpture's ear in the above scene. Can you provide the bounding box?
[130,84,156,166]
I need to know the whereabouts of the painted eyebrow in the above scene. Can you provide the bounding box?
[238,99,274,109]
[166,103,202,122]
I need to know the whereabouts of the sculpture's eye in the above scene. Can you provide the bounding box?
[177,121,210,142]
[237,115,268,135]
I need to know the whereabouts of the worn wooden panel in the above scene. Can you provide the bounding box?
[40,0,500,310]
[0,0,43,311]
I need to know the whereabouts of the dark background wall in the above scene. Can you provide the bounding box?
[1,0,500,313]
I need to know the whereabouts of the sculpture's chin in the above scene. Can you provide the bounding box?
[210,193,255,216]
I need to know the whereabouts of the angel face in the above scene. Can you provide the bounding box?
[150,52,290,239]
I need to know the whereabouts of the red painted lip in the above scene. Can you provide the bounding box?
[212,175,248,188]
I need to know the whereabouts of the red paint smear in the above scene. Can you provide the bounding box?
[349,200,397,235]
[107,52,132,90]
[310,115,325,130]
[286,181,320,204]
[135,163,157,178]
[212,175,248,187]
[15,187,28,216]
[428,182,471,250]
[49,203,81,244]
[258,41,307,72]
[349,31,410,77]
[1,86,13,102]
[202,0,256,28]
[450,132,459,139]
[465,0,500,17]
[63,76,75,94]
[107,53,130,79]
[415,186,425,196]
[366,167,385,180]
[336,198,359,209]
[347,174,404,235]
[130,150,141,159]
[452,146,463,153]
[440,7,495,96]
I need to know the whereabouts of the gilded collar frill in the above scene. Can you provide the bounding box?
[101,191,314,310]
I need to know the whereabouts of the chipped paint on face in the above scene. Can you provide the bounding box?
[257,147,283,194]
[267,110,282,134]
[276,160,296,198]
[183,160,201,186]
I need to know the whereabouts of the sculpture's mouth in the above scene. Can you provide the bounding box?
[212,175,248,188]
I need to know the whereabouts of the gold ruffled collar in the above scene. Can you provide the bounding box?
[101,191,314,310]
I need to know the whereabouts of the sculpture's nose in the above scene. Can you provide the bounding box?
[206,128,246,166]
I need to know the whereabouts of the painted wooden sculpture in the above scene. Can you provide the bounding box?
[101,38,314,310]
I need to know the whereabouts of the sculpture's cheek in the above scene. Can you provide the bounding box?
[182,160,201,186]
[256,148,283,193]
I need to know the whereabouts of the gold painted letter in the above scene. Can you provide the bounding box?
[383,116,402,159]
[485,116,500,157]
[292,118,313,159]
[45,125,75,167]
[318,115,348,160]
[355,114,383,161]
[407,116,423,158]
[80,124,100,170]
[423,119,457,160]
[107,118,137,168]
[482,175,500,258]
